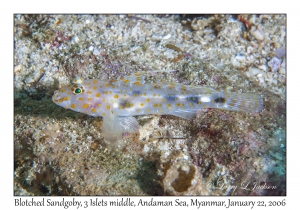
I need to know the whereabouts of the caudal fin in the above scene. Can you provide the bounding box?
[221,92,263,113]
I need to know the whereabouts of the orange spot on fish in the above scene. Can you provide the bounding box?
[83,104,89,109]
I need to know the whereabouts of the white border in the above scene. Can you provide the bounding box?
[2,0,295,209]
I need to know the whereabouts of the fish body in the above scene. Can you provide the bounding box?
[53,72,263,143]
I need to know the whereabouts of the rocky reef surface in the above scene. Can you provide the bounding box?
[14,14,286,195]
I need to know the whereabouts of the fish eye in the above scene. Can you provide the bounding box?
[74,88,82,94]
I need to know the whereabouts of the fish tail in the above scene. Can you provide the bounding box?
[221,92,263,113]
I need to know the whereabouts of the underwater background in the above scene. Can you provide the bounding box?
[14,14,286,195]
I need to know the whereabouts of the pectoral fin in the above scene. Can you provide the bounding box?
[101,115,140,146]
[101,115,123,145]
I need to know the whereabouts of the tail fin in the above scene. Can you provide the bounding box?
[221,92,263,113]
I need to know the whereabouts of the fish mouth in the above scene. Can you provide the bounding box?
[52,90,60,103]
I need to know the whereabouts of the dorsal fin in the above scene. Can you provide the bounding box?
[118,70,177,86]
